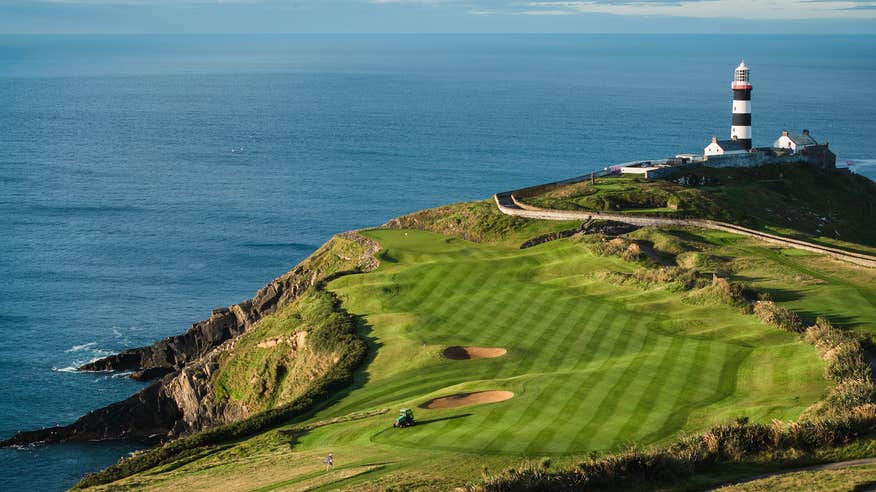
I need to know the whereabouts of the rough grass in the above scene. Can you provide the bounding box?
[211,290,346,412]
[518,165,876,250]
[384,199,581,247]
[715,463,876,492]
[76,209,876,491]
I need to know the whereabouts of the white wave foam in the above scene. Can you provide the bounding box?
[65,342,97,353]
[841,158,876,167]
[52,365,79,373]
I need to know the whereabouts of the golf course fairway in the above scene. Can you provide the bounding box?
[76,217,876,491]
[316,229,824,455]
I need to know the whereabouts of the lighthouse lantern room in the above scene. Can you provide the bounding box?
[730,61,752,149]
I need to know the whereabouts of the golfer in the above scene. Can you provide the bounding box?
[324,452,333,471]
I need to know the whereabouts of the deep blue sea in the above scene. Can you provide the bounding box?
[1,34,874,491]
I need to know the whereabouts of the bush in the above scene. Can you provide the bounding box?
[823,379,876,415]
[475,413,876,491]
[753,301,804,333]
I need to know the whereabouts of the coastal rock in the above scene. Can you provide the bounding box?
[78,273,306,375]
[0,379,182,446]
[1,232,380,447]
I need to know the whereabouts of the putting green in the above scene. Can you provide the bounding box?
[318,228,826,455]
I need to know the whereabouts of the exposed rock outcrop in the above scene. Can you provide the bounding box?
[78,270,319,376]
[0,232,380,447]
[0,378,182,446]
[80,232,377,378]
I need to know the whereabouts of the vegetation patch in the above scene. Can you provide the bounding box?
[74,199,876,491]
[384,199,580,246]
[75,290,369,489]
[518,165,876,251]
[715,463,876,492]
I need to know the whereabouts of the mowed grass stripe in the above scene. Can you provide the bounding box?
[427,268,515,330]
[548,314,640,453]
[527,298,596,375]
[318,229,828,458]
[522,317,651,453]
[565,320,656,451]
[541,304,628,450]
[639,342,743,445]
[515,314,639,454]
[613,336,705,444]
[581,329,671,450]
[509,297,573,377]
[629,340,717,442]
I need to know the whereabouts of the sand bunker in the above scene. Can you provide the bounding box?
[443,346,507,360]
[419,391,514,409]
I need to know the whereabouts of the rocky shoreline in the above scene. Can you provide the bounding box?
[0,232,379,447]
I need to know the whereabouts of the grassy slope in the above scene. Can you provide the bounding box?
[87,223,876,491]
[79,189,876,491]
[519,165,876,254]
[714,464,876,492]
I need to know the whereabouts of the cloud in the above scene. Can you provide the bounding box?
[515,0,876,19]
[7,0,876,20]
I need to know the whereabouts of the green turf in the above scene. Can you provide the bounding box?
[307,229,825,456]
[86,220,876,491]
[518,165,876,251]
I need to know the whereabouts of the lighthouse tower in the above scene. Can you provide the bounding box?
[730,61,752,150]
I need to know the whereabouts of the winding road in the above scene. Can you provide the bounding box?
[494,189,876,268]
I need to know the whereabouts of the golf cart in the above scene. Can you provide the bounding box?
[394,408,415,428]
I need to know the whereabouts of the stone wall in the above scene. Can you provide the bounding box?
[704,145,836,170]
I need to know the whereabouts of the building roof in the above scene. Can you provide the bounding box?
[786,133,818,146]
[713,139,748,151]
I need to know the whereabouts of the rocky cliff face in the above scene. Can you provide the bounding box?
[0,232,379,447]
[78,267,320,379]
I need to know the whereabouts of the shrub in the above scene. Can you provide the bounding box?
[823,379,876,415]
[823,342,871,382]
[475,413,876,491]
[753,301,804,333]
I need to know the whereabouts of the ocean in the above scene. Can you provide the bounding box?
[1,34,874,490]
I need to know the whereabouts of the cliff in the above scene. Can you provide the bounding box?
[0,232,379,446]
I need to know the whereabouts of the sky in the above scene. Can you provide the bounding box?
[1,0,875,34]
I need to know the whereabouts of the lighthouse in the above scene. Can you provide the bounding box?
[730,60,752,149]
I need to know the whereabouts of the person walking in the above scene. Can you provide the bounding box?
[324,452,333,471]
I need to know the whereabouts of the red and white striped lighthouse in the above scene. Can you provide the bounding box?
[730,61,752,150]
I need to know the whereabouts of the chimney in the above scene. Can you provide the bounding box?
[711,135,718,143]
[782,130,789,137]
[802,129,810,136]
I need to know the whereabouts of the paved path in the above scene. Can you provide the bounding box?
[706,457,876,490]
[493,189,876,269]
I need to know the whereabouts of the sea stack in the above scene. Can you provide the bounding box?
[731,60,752,149]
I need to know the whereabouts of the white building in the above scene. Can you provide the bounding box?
[704,136,749,157]
[774,130,818,153]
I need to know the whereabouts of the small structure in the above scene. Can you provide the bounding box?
[730,61,753,150]
[774,130,818,153]
[704,136,748,157]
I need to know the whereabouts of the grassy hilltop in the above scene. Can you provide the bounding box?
[517,165,876,254]
[75,167,876,491]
